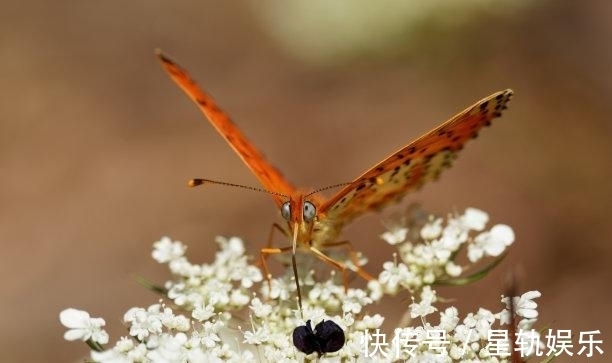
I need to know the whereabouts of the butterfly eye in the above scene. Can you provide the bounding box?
[281,201,291,221]
[303,201,316,222]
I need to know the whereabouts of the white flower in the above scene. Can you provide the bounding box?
[60,308,109,344]
[438,224,466,251]
[193,303,215,322]
[497,307,512,326]
[342,288,372,314]
[200,321,222,348]
[367,279,384,301]
[342,312,356,328]
[308,278,343,310]
[449,343,467,360]
[125,342,148,361]
[463,312,478,328]
[123,305,163,340]
[300,306,327,325]
[214,236,245,262]
[152,236,186,263]
[147,333,187,362]
[168,257,200,277]
[421,218,443,240]
[263,277,293,301]
[92,340,148,363]
[243,327,269,345]
[229,262,263,288]
[472,308,496,339]
[249,297,273,318]
[381,227,408,245]
[230,289,250,306]
[454,323,477,344]
[420,285,437,303]
[460,208,489,231]
[438,307,459,331]
[468,224,514,262]
[166,282,192,306]
[356,314,385,329]
[502,290,541,320]
[378,260,412,293]
[203,279,232,306]
[166,313,191,331]
[445,261,462,276]
[410,296,436,318]
[112,337,132,351]
[432,242,452,261]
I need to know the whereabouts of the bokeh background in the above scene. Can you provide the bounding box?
[2,1,610,361]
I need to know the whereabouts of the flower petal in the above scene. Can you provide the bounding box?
[60,308,89,328]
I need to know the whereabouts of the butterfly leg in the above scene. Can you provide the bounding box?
[318,240,375,282]
[259,245,293,291]
[308,246,354,293]
[260,245,304,313]
[255,222,290,284]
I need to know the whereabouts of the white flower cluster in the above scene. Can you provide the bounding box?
[378,207,515,294]
[384,287,543,362]
[60,207,542,362]
[154,236,262,317]
[60,308,109,345]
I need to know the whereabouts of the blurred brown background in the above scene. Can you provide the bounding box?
[1,1,610,362]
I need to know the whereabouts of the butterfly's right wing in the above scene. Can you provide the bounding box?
[318,90,514,227]
[157,50,295,206]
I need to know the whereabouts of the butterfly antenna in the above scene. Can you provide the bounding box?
[306,183,351,197]
[189,178,289,199]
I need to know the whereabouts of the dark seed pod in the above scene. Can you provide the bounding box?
[293,320,345,356]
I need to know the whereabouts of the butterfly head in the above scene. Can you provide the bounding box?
[280,195,318,244]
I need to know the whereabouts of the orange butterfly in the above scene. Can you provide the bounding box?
[156,50,513,304]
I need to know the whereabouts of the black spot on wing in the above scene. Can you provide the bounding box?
[390,165,401,178]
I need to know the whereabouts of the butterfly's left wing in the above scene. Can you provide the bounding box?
[156,50,295,206]
[318,89,513,227]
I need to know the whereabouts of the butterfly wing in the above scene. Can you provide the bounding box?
[156,50,295,206]
[318,89,513,229]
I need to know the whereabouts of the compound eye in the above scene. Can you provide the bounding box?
[303,201,316,222]
[281,201,291,221]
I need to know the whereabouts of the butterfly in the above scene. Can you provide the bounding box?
[156,49,513,306]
